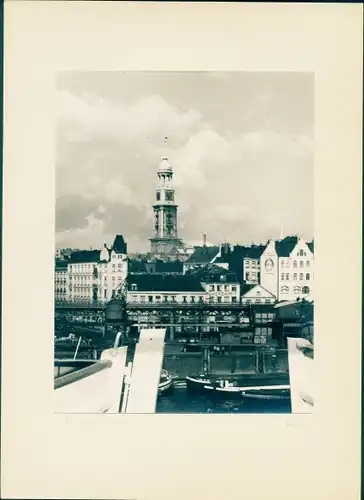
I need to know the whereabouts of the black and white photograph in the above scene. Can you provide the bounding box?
[54,71,314,414]
[3,4,362,500]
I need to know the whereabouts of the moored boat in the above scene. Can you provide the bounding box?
[186,373,290,397]
[159,369,173,394]
[241,385,290,401]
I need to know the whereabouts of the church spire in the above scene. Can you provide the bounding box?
[149,145,182,255]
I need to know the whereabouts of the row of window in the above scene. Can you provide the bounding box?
[130,295,240,304]
[209,285,237,292]
[132,295,205,303]
[69,258,125,273]
[70,264,95,272]
[129,295,276,305]
[281,273,310,281]
[245,272,260,280]
[242,299,272,305]
[245,260,259,268]
[255,312,275,319]
[281,260,311,268]
[69,264,125,274]
[70,275,123,283]
[281,285,310,294]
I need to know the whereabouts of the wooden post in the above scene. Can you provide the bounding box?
[202,347,210,375]
[255,349,259,373]
[168,312,174,341]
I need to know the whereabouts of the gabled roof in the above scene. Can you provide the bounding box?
[241,284,276,298]
[184,246,220,265]
[186,264,239,283]
[275,236,299,257]
[69,250,101,264]
[128,259,148,273]
[112,235,127,254]
[55,260,68,270]
[240,284,255,295]
[241,245,267,259]
[152,260,183,273]
[127,273,205,292]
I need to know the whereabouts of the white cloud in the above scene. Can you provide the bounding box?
[56,212,108,249]
[56,78,313,251]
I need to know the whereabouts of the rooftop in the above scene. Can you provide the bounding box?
[69,250,101,264]
[127,273,205,292]
[214,244,267,281]
[184,246,220,265]
[186,264,240,283]
[112,235,127,254]
[146,260,183,274]
[275,236,299,257]
[55,260,68,270]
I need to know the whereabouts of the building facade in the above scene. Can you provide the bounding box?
[212,243,266,284]
[126,273,208,305]
[55,235,128,304]
[260,236,314,302]
[54,260,69,301]
[241,284,276,306]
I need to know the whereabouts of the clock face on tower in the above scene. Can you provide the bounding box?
[265,258,274,272]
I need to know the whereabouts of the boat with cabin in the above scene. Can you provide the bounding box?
[186,372,290,400]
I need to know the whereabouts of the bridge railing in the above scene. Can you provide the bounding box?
[55,300,252,309]
[55,300,107,308]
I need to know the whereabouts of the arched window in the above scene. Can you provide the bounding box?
[293,286,301,294]
[293,261,297,268]
[302,286,310,294]
[281,286,289,294]
[299,273,304,280]
[306,273,310,280]
[299,261,304,268]
[306,260,310,267]
[293,273,297,280]
[256,291,261,297]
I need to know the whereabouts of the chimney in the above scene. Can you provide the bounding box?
[203,233,207,247]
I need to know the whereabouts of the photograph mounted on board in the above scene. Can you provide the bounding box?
[54,71,314,414]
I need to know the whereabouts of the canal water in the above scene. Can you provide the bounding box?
[156,386,292,414]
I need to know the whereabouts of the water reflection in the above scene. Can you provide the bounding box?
[156,387,292,414]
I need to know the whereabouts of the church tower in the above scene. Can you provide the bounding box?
[149,154,183,256]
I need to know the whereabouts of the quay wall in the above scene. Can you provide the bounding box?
[163,350,288,378]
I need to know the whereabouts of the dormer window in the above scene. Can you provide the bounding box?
[130,283,138,291]
[220,275,227,282]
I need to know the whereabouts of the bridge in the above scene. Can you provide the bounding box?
[55,298,276,344]
[55,300,253,311]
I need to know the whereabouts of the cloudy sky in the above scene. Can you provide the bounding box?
[56,71,314,252]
